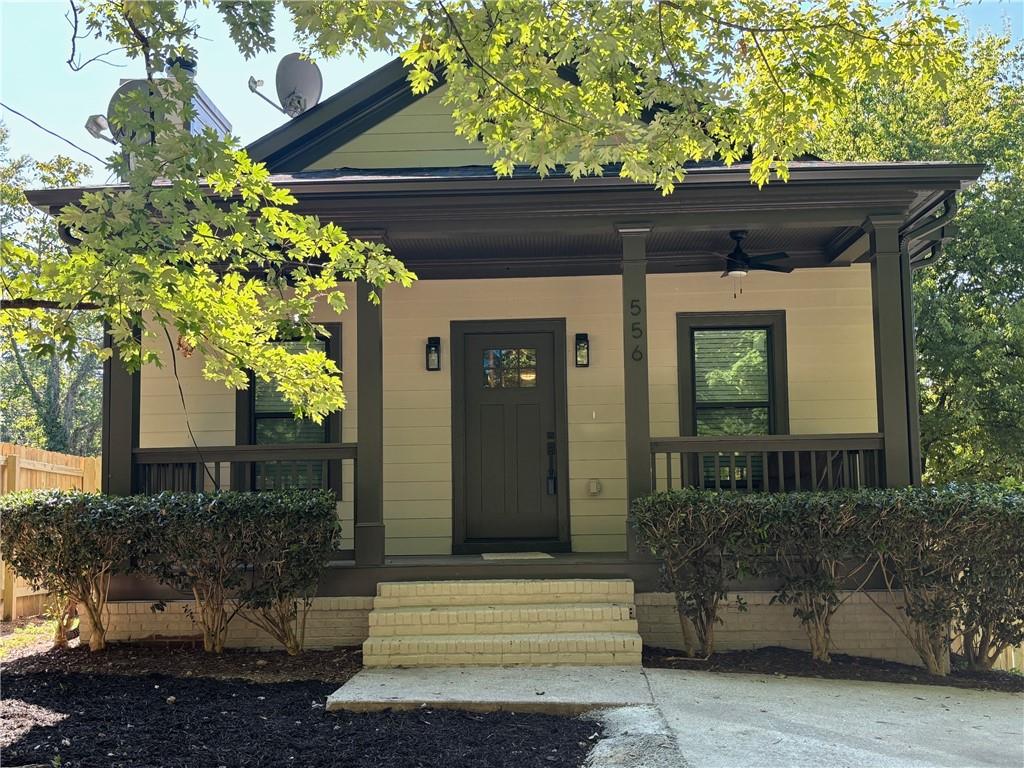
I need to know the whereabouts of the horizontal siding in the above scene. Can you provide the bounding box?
[380,275,626,554]
[137,269,878,557]
[307,88,493,171]
[646,266,878,437]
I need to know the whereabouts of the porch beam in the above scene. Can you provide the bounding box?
[355,279,386,565]
[619,223,653,560]
[101,329,139,495]
[867,215,920,487]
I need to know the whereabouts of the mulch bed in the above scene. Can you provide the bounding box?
[3,643,364,684]
[1,646,601,768]
[643,645,1024,694]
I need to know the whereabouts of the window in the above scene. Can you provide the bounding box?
[678,312,788,436]
[235,326,342,492]
[692,328,771,435]
[482,347,537,388]
[678,312,789,489]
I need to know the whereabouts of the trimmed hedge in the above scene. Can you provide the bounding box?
[0,491,149,651]
[631,484,1024,674]
[0,489,340,654]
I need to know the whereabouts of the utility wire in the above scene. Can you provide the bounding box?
[0,101,107,165]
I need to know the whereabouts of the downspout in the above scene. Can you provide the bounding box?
[905,194,958,271]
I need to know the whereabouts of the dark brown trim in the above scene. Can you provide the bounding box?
[104,554,663,601]
[355,281,386,565]
[676,311,790,437]
[103,329,140,495]
[619,226,652,560]
[868,216,915,486]
[450,318,571,555]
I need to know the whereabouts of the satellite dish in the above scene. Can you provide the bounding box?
[106,79,152,143]
[275,53,322,117]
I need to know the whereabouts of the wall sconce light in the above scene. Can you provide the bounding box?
[575,333,590,367]
[425,337,441,371]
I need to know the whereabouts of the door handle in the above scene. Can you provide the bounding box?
[546,431,557,495]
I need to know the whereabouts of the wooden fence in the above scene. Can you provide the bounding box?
[1,443,101,621]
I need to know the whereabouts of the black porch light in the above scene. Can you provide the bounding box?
[575,333,590,367]
[425,337,441,371]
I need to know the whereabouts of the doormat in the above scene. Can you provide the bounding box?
[480,552,555,560]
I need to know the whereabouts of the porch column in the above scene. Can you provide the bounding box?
[867,215,921,486]
[355,279,386,565]
[101,330,139,495]
[618,224,653,559]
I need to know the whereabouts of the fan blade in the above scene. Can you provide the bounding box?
[749,252,789,263]
[753,262,794,274]
[720,269,730,278]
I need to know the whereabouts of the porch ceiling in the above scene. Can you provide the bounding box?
[380,224,849,278]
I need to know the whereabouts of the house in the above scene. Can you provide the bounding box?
[28,59,981,666]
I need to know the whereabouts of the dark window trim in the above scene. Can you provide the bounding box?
[234,323,343,494]
[450,318,571,555]
[676,311,789,436]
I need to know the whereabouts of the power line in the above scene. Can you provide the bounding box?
[0,101,107,165]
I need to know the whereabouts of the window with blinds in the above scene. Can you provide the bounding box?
[692,328,772,435]
[251,339,329,490]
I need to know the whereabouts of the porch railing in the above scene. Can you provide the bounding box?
[650,434,884,492]
[132,443,358,500]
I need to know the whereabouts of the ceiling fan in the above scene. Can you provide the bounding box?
[720,230,793,277]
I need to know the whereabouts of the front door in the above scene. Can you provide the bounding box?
[453,321,569,553]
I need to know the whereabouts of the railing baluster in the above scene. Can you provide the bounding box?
[714,454,721,491]
[666,449,673,490]
[728,454,737,491]
[761,451,768,491]
[825,451,833,490]
[681,450,690,488]
[794,451,801,490]
[841,451,850,489]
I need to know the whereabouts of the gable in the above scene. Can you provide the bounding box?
[303,87,492,171]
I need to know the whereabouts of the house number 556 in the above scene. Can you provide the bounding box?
[629,299,644,361]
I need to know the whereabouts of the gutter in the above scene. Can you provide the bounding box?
[904,192,959,272]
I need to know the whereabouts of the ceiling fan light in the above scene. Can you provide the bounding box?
[727,268,748,278]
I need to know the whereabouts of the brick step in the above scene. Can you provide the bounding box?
[373,579,633,608]
[368,602,636,637]
[362,631,642,667]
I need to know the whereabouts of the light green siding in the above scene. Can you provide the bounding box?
[305,87,493,170]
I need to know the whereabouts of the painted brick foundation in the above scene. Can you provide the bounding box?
[80,597,373,650]
[635,591,921,666]
[84,589,920,666]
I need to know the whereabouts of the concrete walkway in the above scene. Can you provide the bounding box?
[326,665,653,714]
[647,668,1024,768]
[327,666,1023,768]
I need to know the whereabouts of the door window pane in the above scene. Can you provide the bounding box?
[482,348,538,388]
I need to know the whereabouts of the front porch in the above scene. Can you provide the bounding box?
[85,162,977,572]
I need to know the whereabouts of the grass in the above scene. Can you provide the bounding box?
[0,617,56,660]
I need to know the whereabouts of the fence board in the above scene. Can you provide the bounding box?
[1,444,100,621]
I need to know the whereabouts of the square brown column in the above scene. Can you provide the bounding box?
[355,279,386,564]
[102,329,140,495]
[867,215,921,486]
[618,224,653,559]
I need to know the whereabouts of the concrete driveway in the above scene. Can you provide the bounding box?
[646,668,1024,768]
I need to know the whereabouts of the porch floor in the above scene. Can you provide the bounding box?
[319,552,662,595]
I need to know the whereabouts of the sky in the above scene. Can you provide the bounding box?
[1,0,1021,185]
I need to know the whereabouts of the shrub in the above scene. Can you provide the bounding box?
[947,485,1024,670]
[762,491,873,663]
[235,490,340,655]
[631,484,1023,675]
[0,491,146,651]
[631,488,760,657]
[138,490,339,654]
[858,486,972,675]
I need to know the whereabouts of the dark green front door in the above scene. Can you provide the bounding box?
[462,331,561,548]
